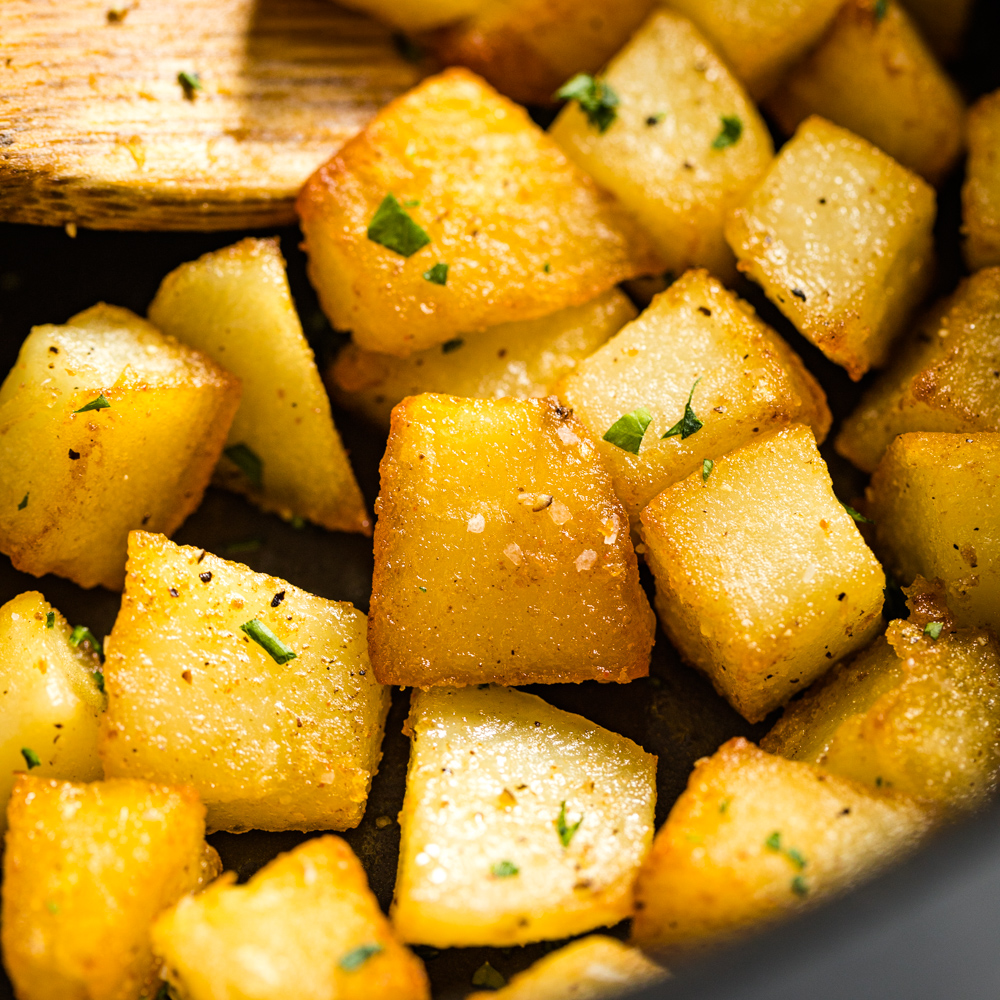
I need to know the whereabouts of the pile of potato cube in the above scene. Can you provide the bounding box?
[2,0,1000,997]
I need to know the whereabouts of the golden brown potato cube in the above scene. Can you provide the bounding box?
[0,304,240,590]
[559,270,830,530]
[725,116,936,380]
[328,289,635,429]
[963,90,1000,272]
[148,238,369,534]
[631,738,932,953]
[0,592,105,833]
[297,68,664,357]
[549,10,773,283]
[100,531,390,833]
[392,685,657,947]
[152,836,429,1000]
[664,0,843,99]
[426,0,655,107]
[467,935,667,1000]
[368,394,654,687]
[338,0,486,32]
[640,425,885,723]
[1,775,219,1000]
[835,268,1000,472]
[766,0,964,187]
[901,0,974,60]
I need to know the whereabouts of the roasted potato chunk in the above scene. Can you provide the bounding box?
[963,90,1000,272]
[766,0,965,186]
[836,268,1000,472]
[1,775,220,1000]
[328,289,635,429]
[392,685,657,947]
[559,270,830,530]
[100,531,390,833]
[631,738,933,953]
[640,425,885,723]
[338,0,486,32]
[549,10,773,283]
[297,68,664,357]
[726,116,936,380]
[152,836,430,1000]
[0,304,240,589]
[0,592,104,833]
[368,394,654,687]
[148,238,369,534]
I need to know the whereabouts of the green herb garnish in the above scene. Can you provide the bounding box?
[240,619,297,665]
[874,0,888,21]
[178,71,203,99]
[471,961,506,990]
[719,798,730,814]
[69,625,102,658]
[418,586,427,592]
[765,830,782,852]
[224,444,263,488]
[73,394,111,414]
[46,900,59,914]
[225,538,262,555]
[602,407,652,455]
[702,459,714,482]
[21,747,40,769]
[791,875,809,897]
[339,943,383,972]
[555,73,619,133]
[423,262,449,285]
[18,493,28,510]
[841,501,873,524]
[662,378,703,439]
[924,621,943,639]
[555,800,583,847]
[490,860,519,878]
[93,670,105,694]
[46,611,54,628]
[543,262,551,273]
[712,115,743,150]
[441,338,464,354]
[786,848,807,870]
[646,112,666,126]
[367,193,431,258]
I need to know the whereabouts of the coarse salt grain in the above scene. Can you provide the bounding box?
[467,513,485,533]
[575,549,597,572]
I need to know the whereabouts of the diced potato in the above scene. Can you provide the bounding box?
[1,775,220,1000]
[297,68,664,357]
[963,90,1000,272]
[338,0,486,32]
[901,0,974,60]
[368,394,654,688]
[467,935,667,1000]
[559,270,830,529]
[763,580,1000,812]
[0,592,105,833]
[663,0,843,99]
[766,0,964,187]
[864,433,1000,632]
[0,304,240,590]
[152,836,430,1000]
[328,289,635,429]
[148,238,369,534]
[640,425,885,723]
[835,268,1000,472]
[426,0,656,107]
[549,10,773,283]
[726,117,936,380]
[392,685,657,947]
[631,738,933,952]
[100,531,390,833]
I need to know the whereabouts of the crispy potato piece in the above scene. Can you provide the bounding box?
[0,592,104,833]
[901,0,974,60]
[392,685,657,947]
[631,738,933,952]
[835,268,1000,472]
[425,0,655,107]
[369,394,654,687]
[328,289,635,429]
[1,775,220,1000]
[549,10,773,283]
[100,531,390,833]
[152,836,429,1000]
[467,935,667,1000]
[726,117,936,380]
[0,304,240,590]
[963,90,1000,272]
[148,238,369,534]
[559,270,830,530]
[338,0,486,32]
[767,0,964,186]
[297,68,664,357]
[763,581,1000,812]
[663,0,843,99]
[640,425,885,723]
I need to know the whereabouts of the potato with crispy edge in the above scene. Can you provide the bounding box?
[328,289,635,429]
[368,394,654,688]
[0,592,105,833]
[392,685,657,947]
[836,268,1000,472]
[0,304,240,589]
[963,90,1000,272]
[1,775,220,1000]
[559,270,830,530]
[149,238,369,534]
[631,738,933,953]
[726,116,936,381]
[549,10,773,283]
[100,531,390,833]
[297,68,664,357]
[640,425,885,723]
[152,836,429,1000]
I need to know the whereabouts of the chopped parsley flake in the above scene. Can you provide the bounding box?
[874,0,888,21]
[290,515,306,530]
[46,900,59,914]
[93,670,105,694]
[73,394,111,414]
[646,112,666,126]
[841,501,873,524]
[702,459,714,482]
[224,444,263,488]
[471,962,506,990]
[555,73,619,133]
[766,831,808,871]
[786,847,807,870]
[423,263,449,285]
[21,747,40,769]
[490,860,519,878]
[178,71,203,99]
[719,798,730,814]
[712,115,743,150]
[225,538,262,555]
[46,611,54,628]
[441,338,465,354]
[240,618,297,665]
[367,193,431,258]
[555,800,583,847]
[662,378,703,439]
[924,621,943,639]
[339,943,383,972]
[543,262,551,273]
[69,625,102,658]
[18,493,28,510]
[765,831,782,852]
[418,586,427,592]
[603,407,652,455]
[791,875,809,897]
